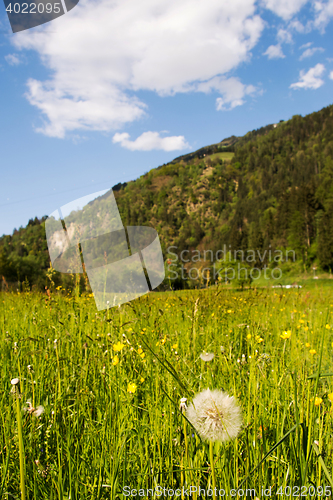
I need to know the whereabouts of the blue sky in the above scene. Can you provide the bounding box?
[0,0,333,236]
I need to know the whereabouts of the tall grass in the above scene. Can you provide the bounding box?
[0,286,333,498]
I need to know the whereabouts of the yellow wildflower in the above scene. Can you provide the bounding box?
[314,397,322,406]
[112,355,119,366]
[325,324,331,330]
[127,383,137,394]
[328,393,333,403]
[309,349,316,354]
[138,348,143,354]
[305,343,310,347]
[161,335,167,345]
[140,377,145,383]
[113,342,125,352]
[172,344,178,349]
[280,330,291,340]
[246,334,252,340]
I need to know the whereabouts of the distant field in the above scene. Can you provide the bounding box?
[209,152,235,161]
[1,286,333,498]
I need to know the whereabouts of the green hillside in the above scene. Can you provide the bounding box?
[1,104,333,290]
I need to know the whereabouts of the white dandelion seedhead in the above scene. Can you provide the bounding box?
[185,389,242,443]
[24,401,45,417]
[179,397,187,412]
[10,377,21,397]
[200,352,215,362]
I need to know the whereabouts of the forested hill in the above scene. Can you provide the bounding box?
[1,104,333,289]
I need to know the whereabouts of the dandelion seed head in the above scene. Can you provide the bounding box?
[200,352,214,362]
[11,378,20,385]
[179,397,187,412]
[185,388,242,442]
[33,406,45,417]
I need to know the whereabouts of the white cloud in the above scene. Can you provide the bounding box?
[299,46,324,59]
[5,54,22,66]
[196,76,257,110]
[112,131,190,151]
[12,0,264,138]
[313,0,333,30]
[288,19,308,32]
[300,41,313,49]
[277,29,293,44]
[290,63,325,89]
[263,44,285,59]
[329,70,333,79]
[261,0,309,20]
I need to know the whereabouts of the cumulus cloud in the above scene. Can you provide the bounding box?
[112,131,190,151]
[263,44,285,59]
[5,54,22,65]
[313,0,333,30]
[277,29,293,44]
[329,70,333,79]
[12,0,264,138]
[288,19,308,32]
[290,63,325,89]
[202,77,257,110]
[261,0,309,20]
[299,46,324,59]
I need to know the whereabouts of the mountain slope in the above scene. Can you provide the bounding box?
[1,104,333,289]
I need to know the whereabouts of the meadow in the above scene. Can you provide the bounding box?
[1,285,333,499]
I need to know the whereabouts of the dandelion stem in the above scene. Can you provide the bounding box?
[182,416,195,497]
[209,441,216,498]
[16,396,26,500]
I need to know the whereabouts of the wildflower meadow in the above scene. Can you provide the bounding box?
[1,285,333,499]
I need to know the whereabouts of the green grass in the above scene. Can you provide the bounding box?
[1,286,333,499]
[208,152,235,161]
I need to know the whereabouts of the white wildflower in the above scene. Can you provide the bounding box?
[185,388,242,442]
[200,352,215,362]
